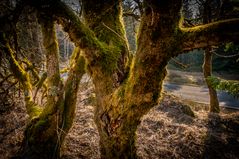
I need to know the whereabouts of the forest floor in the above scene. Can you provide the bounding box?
[0,74,239,159]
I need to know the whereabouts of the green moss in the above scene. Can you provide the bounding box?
[35,72,47,88]
[98,43,121,74]
[62,54,85,132]
[117,87,125,98]
[7,44,32,91]
[26,100,42,119]
[179,18,239,47]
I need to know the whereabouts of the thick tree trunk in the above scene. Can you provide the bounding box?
[203,49,220,113]
[81,1,181,158]
[95,112,139,159]
[81,1,137,158]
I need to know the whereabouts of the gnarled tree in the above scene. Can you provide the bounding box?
[1,0,239,158]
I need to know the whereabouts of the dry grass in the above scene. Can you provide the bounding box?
[1,75,239,159]
[0,98,27,159]
[137,94,207,159]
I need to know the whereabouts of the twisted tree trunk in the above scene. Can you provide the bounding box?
[81,1,180,158]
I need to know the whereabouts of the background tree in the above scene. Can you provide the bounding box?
[201,0,220,112]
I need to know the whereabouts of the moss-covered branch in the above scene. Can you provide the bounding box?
[6,44,32,92]
[49,1,114,56]
[2,40,42,119]
[62,47,85,132]
[179,18,239,52]
[38,15,63,117]
[36,1,124,76]
[33,72,47,100]
[39,16,61,87]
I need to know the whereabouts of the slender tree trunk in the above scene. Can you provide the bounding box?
[203,49,220,113]
[202,0,220,113]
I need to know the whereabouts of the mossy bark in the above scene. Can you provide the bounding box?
[2,39,42,119]
[81,1,135,158]
[19,17,85,159]
[82,1,182,158]
[2,0,239,158]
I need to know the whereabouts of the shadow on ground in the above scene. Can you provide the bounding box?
[203,113,239,159]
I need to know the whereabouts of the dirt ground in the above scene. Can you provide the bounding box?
[0,74,239,159]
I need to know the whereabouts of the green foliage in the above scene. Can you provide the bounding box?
[207,76,239,98]
[224,42,239,52]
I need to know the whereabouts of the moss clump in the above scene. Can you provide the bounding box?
[25,100,42,119]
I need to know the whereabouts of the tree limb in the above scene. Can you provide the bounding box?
[41,1,105,60]
[179,18,239,52]
[62,47,85,132]
[33,72,47,101]
[0,39,41,119]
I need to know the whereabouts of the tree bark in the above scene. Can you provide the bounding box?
[38,0,239,158]
[18,16,64,159]
[81,1,181,158]
[202,0,220,113]
[203,49,220,113]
